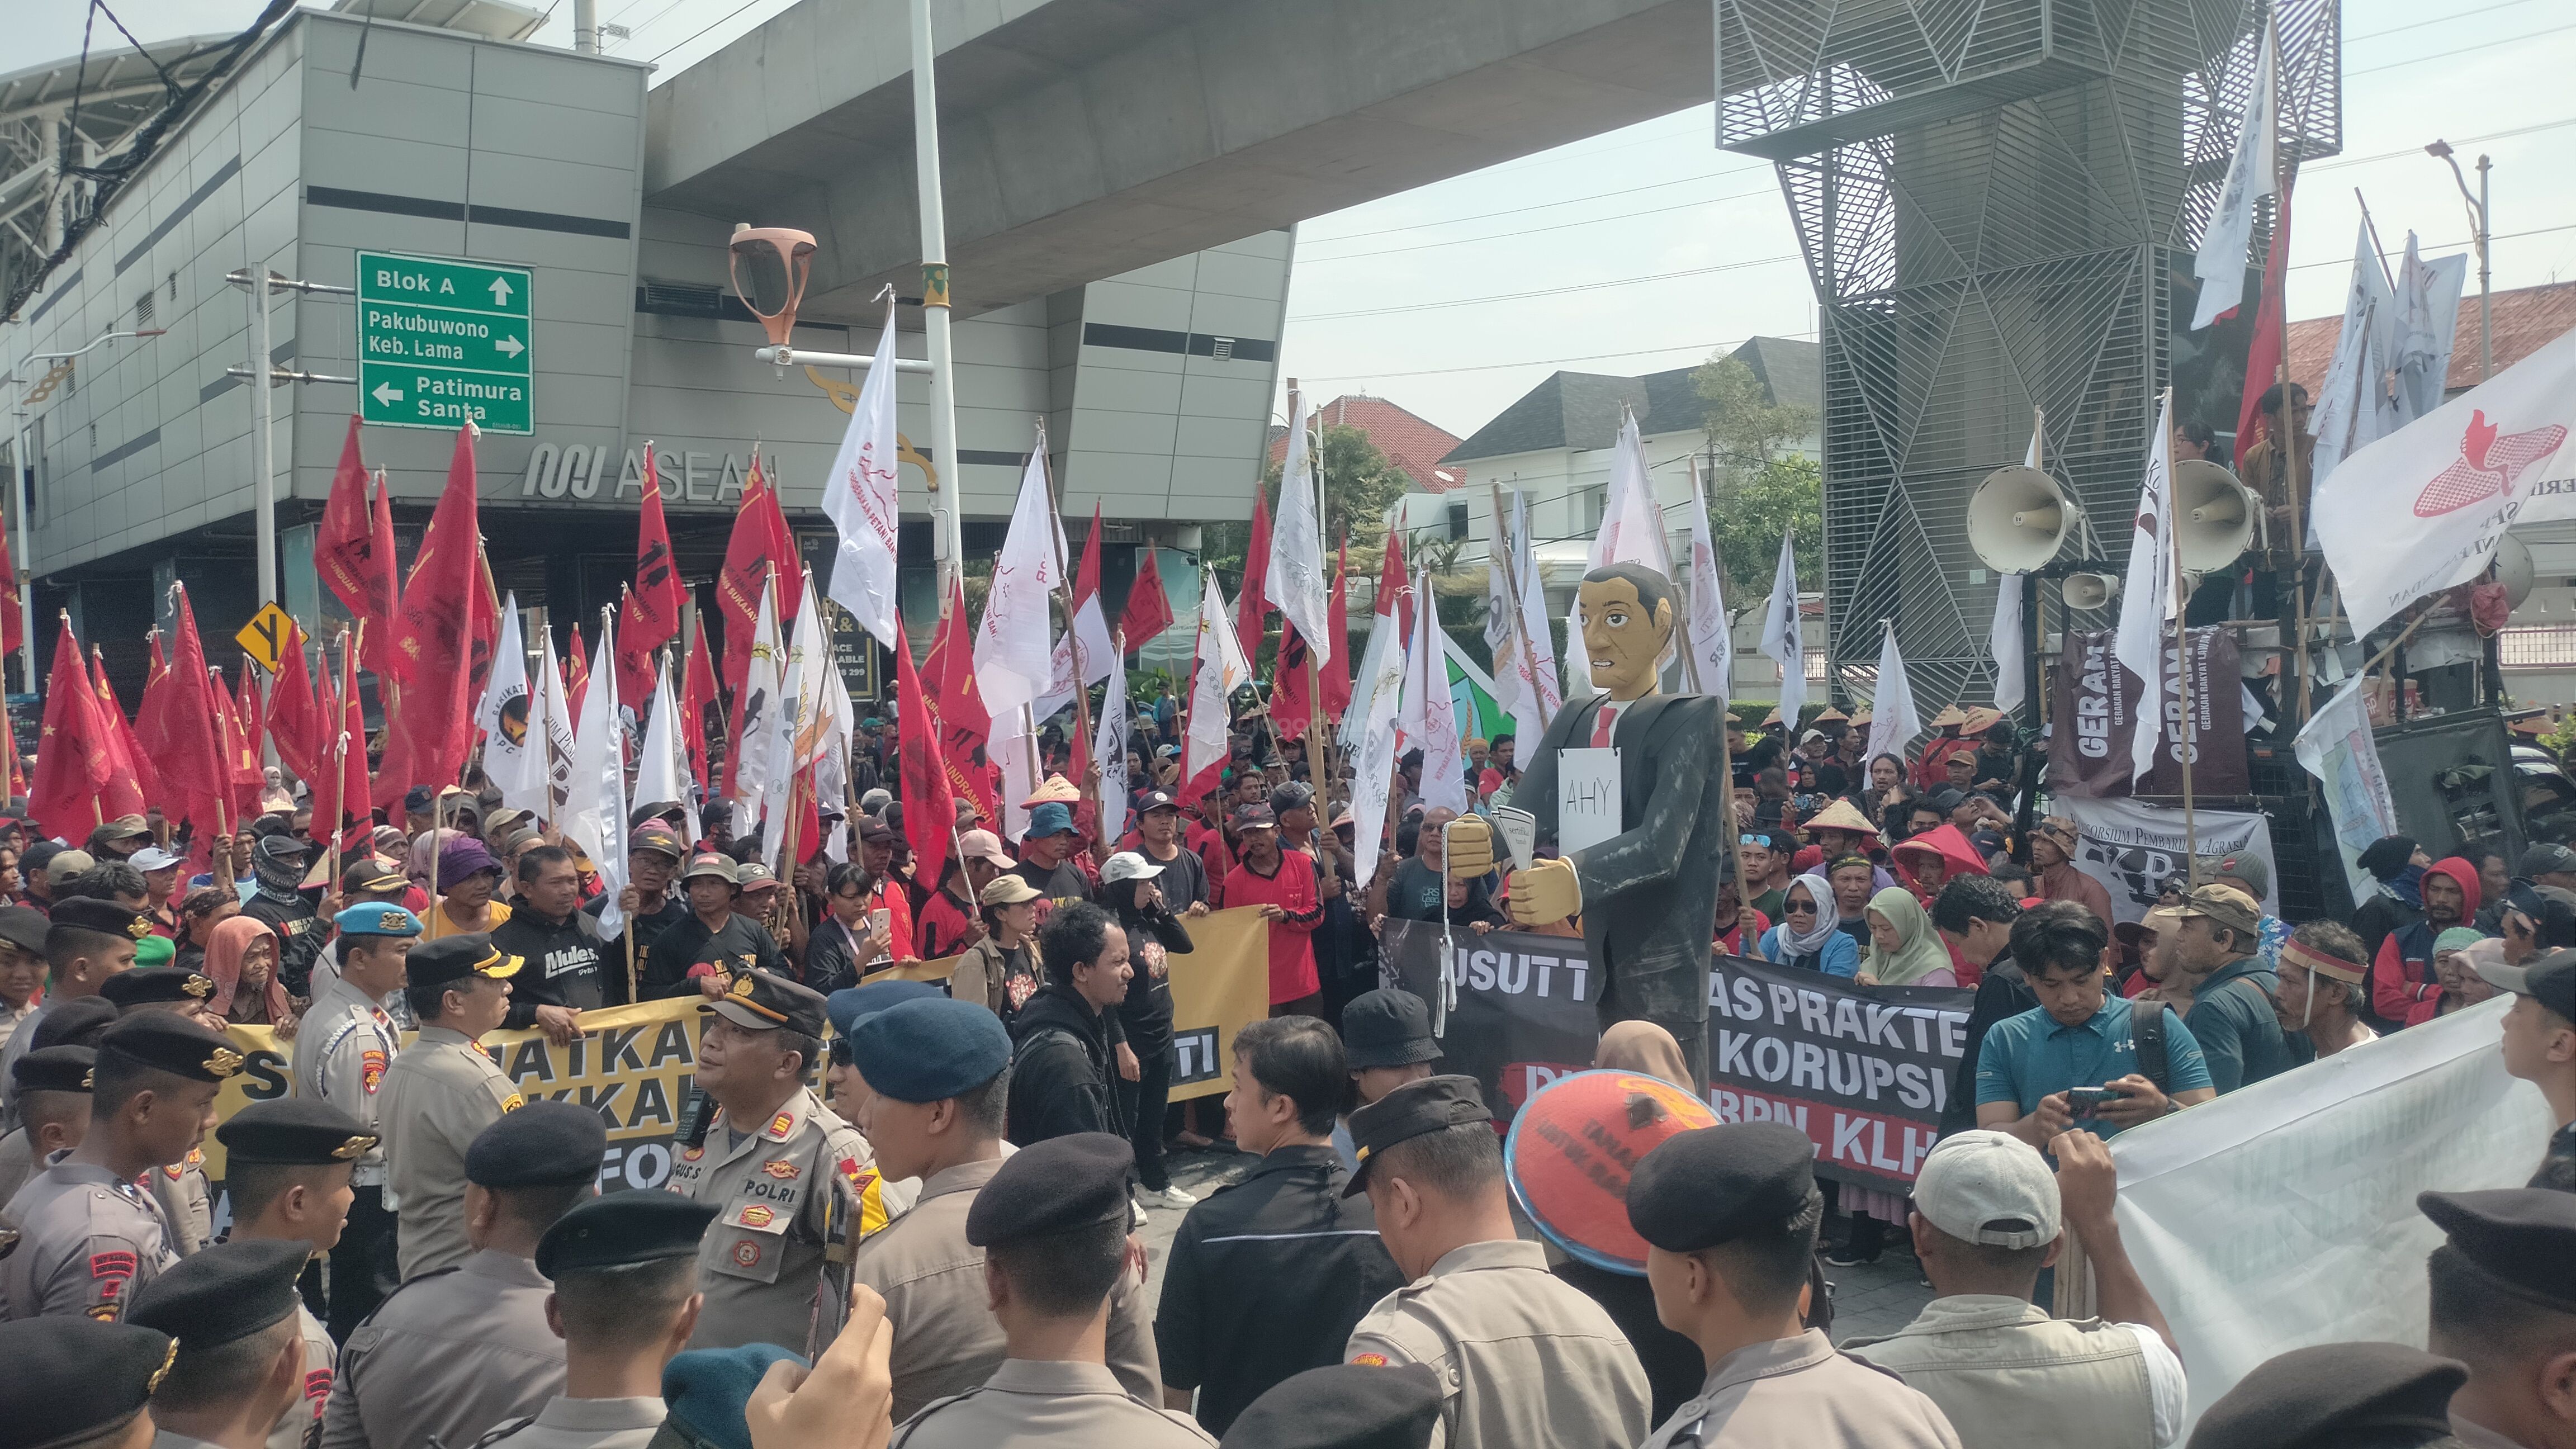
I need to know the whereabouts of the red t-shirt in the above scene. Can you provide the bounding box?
[1223,849,1322,1005]
[916,887,977,962]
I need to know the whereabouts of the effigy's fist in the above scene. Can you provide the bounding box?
[1508,857,1582,926]
[1442,816,1495,879]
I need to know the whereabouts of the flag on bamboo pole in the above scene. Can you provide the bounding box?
[2115,390,2180,786]
[264,623,323,788]
[2310,218,2402,493]
[1381,530,1412,646]
[135,632,174,795]
[1681,460,1732,698]
[381,426,499,798]
[1347,581,1408,891]
[315,417,396,646]
[636,657,695,851]
[1180,564,1254,804]
[568,623,591,723]
[1094,635,1129,847]
[1273,621,1317,738]
[531,628,577,822]
[2231,181,2295,468]
[974,434,1063,721]
[1036,503,1115,724]
[31,616,110,840]
[1267,391,1330,664]
[1759,528,1807,723]
[1118,542,1175,651]
[927,574,996,822]
[730,575,785,841]
[681,615,717,793]
[219,662,263,822]
[1235,489,1272,663]
[813,664,854,863]
[823,293,905,650]
[2191,26,2277,330]
[615,447,685,711]
[479,595,550,823]
[760,577,823,868]
[331,632,371,832]
[1861,621,1923,768]
[2393,231,2467,424]
[1399,569,1468,817]
[719,458,798,697]
[363,469,401,676]
[565,619,628,940]
[1321,539,1353,724]
[91,645,155,813]
[145,586,229,845]
[894,634,954,892]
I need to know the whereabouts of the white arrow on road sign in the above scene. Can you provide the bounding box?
[495,335,525,358]
[372,381,404,406]
[489,277,514,306]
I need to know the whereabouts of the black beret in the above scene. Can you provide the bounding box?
[965,1132,1133,1247]
[10,1044,95,1095]
[1342,1076,1490,1199]
[0,1318,174,1449]
[700,968,830,1039]
[100,967,217,1010]
[31,996,119,1051]
[405,933,523,991]
[536,1192,721,1277]
[2420,1187,2576,1311]
[465,1100,607,1188]
[217,1097,378,1166]
[125,1238,310,1348]
[1224,1362,1443,1449]
[2185,1342,2465,1449]
[848,998,1011,1104]
[96,1012,244,1085]
[0,903,49,954]
[1627,1121,1820,1253]
[47,897,153,944]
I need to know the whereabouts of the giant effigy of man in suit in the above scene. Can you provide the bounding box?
[1444,561,1729,1086]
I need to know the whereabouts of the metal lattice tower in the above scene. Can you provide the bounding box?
[1716,0,2340,711]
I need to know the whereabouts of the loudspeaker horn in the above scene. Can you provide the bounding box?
[2063,572,2120,610]
[2173,460,2257,574]
[1968,465,2082,574]
[2494,533,2535,608]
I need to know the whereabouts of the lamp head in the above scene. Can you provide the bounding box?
[2426,139,2454,159]
[727,225,817,346]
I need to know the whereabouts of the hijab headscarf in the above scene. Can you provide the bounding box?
[205,915,290,1022]
[1595,1021,1691,1090]
[1777,876,1844,961]
[1861,887,1954,987]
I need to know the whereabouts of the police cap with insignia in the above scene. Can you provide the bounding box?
[96,1012,242,1083]
[10,1044,95,1095]
[98,967,216,1010]
[0,1318,175,1449]
[2184,1342,2465,1449]
[1341,1075,1491,1199]
[30,996,119,1051]
[339,858,411,897]
[466,1099,608,1188]
[965,1131,1134,1247]
[404,932,523,991]
[2419,1186,2576,1311]
[848,996,1011,1103]
[1627,1121,1822,1253]
[536,1191,721,1277]
[46,896,153,946]
[124,1238,310,1349]
[217,1097,378,1165]
[1224,1361,1444,1449]
[700,968,829,1038]
[0,903,48,955]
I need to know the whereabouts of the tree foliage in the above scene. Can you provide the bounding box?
[1692,354,1822,614]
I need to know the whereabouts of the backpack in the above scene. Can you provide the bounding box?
[2132,1003,2172,1094]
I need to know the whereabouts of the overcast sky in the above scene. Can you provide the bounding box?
[12,0,2574,438]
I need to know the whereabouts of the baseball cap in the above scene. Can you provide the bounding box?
[340,858,410,895]
[2522,842,2576,878]
[44,848,97,887]
[956,830,1015,869]
[1232,803,1278,831]
[1137,789,1181,815]
[631,823,688,863]
[2201,851,2272,900]
[1912,1130,2061,1249]
[1098,851,1164,886]
[978,874,1042,907]
[2476,947,2576,1021]
[680,852,740,886]
[2175,882,2262,936]
[128,847,182,873]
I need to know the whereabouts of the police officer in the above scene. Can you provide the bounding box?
[668,967,894,1354]
[2423,1186,2576,1449]
[101,966,225,1258]
[845,995,1162,1422]
[2,1013,237,1321]
[1627,1121,1960,1448]
[125,1238,316,1449]
[321,1102,603,1449]
[1,897,150,1124]
[0,1314,177,1449]
[293,903,418,1337]
[2185,1342,2469,1449]
[0,1044,93,1203]
[1219,1362,1444,1449]
[1340,1076,1650,1448]
[893,1133,1213,1447]
[377,933,524,1282]
[0,1000,118,1196]
[477,1194,725,1449]
[216,1098,378,1449]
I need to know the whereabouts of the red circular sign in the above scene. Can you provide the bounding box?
[1503,1069,1717,1273]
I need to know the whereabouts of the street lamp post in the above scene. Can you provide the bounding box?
[2426,139,2492,382]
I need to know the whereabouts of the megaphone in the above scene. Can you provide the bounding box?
[2494,533,2534,608]
[2063,572,2121,611]
[2173,460,2257,573]
[1968,465,2082,573]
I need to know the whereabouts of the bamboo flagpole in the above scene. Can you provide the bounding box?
[2163,385,2202,884]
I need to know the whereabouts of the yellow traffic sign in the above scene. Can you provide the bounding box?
[235,602,296,674]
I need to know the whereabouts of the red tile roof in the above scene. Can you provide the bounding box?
[1268,395,1466,493]
[2288,280,2576,399]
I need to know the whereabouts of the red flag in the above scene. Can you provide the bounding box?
[1073,503,1104,604]
[88,647,149,820]
[314,418,396,641]
[331,633,371,831]
[719,460,798,696]
[680,614,717,791]
[567,623,590,722]
[141,586,226,811]
[1322,539,1352,723]
[224,663,264,820]
[615,447,685,709]
[1273,622,1313,738]
[30,617,111,839]
[0,494,21,657]
[266,623,322,786]
[362,468,402,677]
[925,574,997,820]
[1378,531,1412,648]
[896,634,956,891]
[1118,542,1175,651]
[3,721,23,803]
[761,471,802,624]
[380,427,500,798]
[1235,490,1271,661]
[2234,183,2296,468]
[135,633,172,778]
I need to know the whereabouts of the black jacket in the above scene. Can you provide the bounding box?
[1113,906,1194,1052]
[1941,953,2031,1138]
[488,907,621,1024]
[245,895,327,998]
[1006,983,1124,1146]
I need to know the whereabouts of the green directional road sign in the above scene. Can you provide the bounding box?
[356,250,534,434]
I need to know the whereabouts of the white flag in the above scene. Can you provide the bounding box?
[1339,607,1401,755]
[1267,390,1332,664]
[1862,621,1922,768]
[2309,219,2402,490]
[636,657,693,848]
[2315,326,2576,638]
[730,577,785,833]
[564,621,628,941]
[2115,391,2179,785]
[1095,650,1129,847]
[1347,600,1409,891]
[1403,570,1469,817]
[476,595,549,822]
[763,577,827,866]
[973,434,1062,719]
[1182,565,1253,794]
[1759,528,1806,722]
[1681,458,1732,696]
[532,631,578,821]
[822,295,904,648]
[816,665,855,863]
[1593,410,1673,575]
[2190,28,2278,330]
[1992,424,2040,714]
[2393,232,2467,423]
[1033,589,1116,726]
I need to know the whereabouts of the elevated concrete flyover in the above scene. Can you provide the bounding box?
[644,0,1711,323]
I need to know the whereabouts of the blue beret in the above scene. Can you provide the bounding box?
[825,979,944,1039]
[465,1100,607,1188]
[850,997,1011,1104]
[335,903,422,938]
[661,1344,807,1449]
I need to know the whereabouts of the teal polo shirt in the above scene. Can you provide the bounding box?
[2183,956,2312,1093]
[1974,994,2214,1137]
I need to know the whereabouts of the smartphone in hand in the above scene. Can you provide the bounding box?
[2066,1086,2118,1120]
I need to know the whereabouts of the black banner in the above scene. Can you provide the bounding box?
[2049,626,2250,799]
[1381,921,1974,1191]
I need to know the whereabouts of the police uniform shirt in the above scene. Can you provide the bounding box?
[378,1026,524,1282]
[475,1396,665,1449]
[0,1126,36,1203]
[666,1086,912,1353]
[147,1149,213,1257]
[0,1156,179,1321]
[850,1154,1162,1424]
[890,1360,1214,1449]
[267,1300,335,1449]
[292,972,400,1186]
[0,997,53,1120]
[318,1248,564,1449]
[1636,1330,1962,1449]
[1342,1238,1650,1449]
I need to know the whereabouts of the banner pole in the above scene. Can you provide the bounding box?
[2169,388,2201,882]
